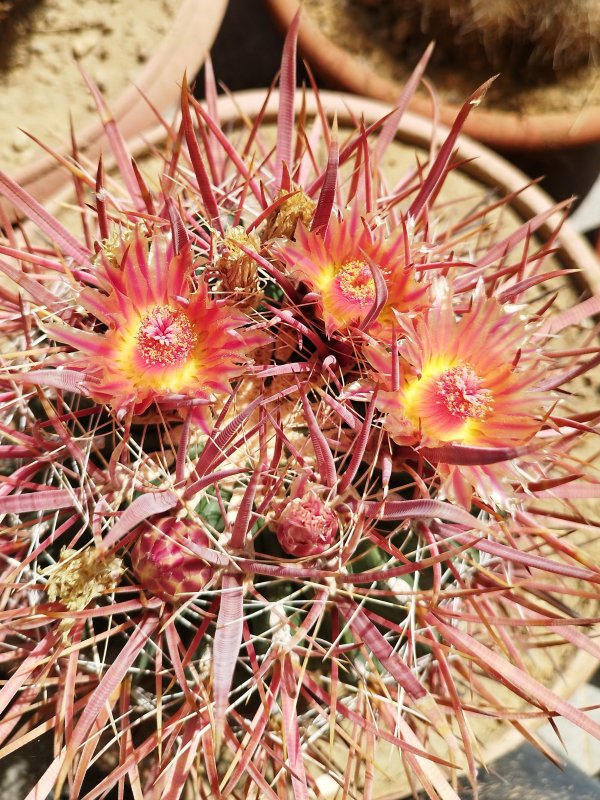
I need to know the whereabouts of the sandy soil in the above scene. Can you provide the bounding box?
[0,0,178,171]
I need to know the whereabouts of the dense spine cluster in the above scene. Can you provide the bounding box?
[0,18,599,800]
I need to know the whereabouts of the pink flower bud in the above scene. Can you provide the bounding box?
[276,491,338,557]
[131,517,212,603]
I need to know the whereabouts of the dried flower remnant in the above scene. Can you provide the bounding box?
[45,547,124,611]
[263,188,316,240]
[214,226,262,307]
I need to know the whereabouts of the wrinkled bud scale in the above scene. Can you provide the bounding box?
[131,517,212,603]
[276,491,338,557]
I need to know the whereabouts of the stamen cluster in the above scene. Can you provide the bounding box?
[136,305,196,366]
[435,365,493,421]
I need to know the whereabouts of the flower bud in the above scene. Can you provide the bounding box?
[131,517,212,603]
[276,490,338,557]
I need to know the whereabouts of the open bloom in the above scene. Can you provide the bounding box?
[44,233,266,419]
[368,291,549,504]
[373,293,546,447]
[278,207,428,337]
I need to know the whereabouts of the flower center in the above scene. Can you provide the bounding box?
[336,260,376,305]
[136,305,196,367]
[435,365,493,421]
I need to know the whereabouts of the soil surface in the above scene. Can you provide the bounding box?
[0,0,178,171]
[305,0,600,114]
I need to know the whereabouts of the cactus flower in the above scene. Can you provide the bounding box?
[44,233,266,420]
[367,290,549,505]
[278,207,428,338]
[372,292,545,448]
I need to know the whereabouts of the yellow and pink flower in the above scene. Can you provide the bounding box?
[277,207,428,338]
[368,291,549,504]
[372,292,545,447]
[44,232,266,419]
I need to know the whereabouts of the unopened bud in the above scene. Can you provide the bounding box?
[276,490,338,557]
[131,517,212,603]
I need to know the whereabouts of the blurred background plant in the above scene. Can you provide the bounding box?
[351,0,600,80]
[267,0,600,211]
[1,14,600,800]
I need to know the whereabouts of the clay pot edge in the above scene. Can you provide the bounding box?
[264,0,600,151]
[10,0,229,209]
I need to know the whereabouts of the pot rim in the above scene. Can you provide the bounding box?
[10,0,229,208]
[264,0,600,151]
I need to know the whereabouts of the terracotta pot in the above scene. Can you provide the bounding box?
[264,0,600,155]
[10,0,228,211]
